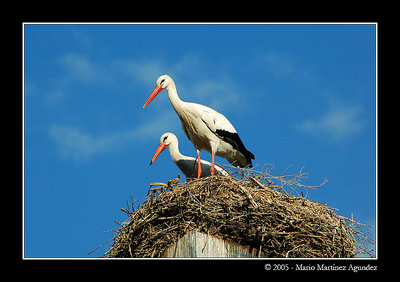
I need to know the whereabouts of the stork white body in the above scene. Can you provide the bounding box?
[144,75,255,179]
[150,133,229,180]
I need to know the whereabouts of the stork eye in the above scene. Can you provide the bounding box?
[160,79,165,85]
[163,136,168,142]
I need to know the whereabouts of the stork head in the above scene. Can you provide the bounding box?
[149,132,177,165]
[159,132,178,146]
[143,75,174,108]
[157,74,173,89]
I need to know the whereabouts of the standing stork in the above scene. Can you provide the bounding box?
[143,75,255,179]
[150,132,229,180]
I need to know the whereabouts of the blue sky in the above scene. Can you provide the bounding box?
[24,23,376,258]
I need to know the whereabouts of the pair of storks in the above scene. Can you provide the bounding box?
[144,75,255,180]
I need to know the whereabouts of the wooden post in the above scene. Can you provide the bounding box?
[161,231,259,258]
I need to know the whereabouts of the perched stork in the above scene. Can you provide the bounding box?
[143,74,255,179]
[150,132,229,180]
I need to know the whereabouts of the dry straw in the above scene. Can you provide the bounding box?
[103,165,374,258]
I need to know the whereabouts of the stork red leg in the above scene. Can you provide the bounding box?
[196,149,202,179]
[210,149,215,176]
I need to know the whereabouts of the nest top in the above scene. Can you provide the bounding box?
[104,167,372,258]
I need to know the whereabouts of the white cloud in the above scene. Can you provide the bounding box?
[298,103,364,141]
[120,59,166,86]
[59,53,97,82]
[54,51,246,114]
[189,76,241,111]
[261,51,366,143]
[264,52,295,77]
[120,53,244,113]
[58,53,113,86]
[262,52,314,83]
[134,111,179,139]
[49,124,119,160]
[49,111,178,161]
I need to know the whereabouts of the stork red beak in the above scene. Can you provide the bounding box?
[149,143,169,165]
[143,85,163,108]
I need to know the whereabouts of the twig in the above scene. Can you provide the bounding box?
[286,244,305,258]
[121,207,134,216]
[229,178,259,209]
[88,237,114,255]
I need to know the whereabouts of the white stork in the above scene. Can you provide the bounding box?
[143,74,255,179]
[150,132,229,180]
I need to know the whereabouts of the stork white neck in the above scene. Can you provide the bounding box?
[167,137,184,163]
[163,79,185,116]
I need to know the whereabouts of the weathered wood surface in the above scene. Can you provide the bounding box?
[161,231,260,258]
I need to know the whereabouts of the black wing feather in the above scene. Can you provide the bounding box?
[215,129,255,167]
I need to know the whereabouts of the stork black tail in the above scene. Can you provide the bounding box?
[215,129,255,168]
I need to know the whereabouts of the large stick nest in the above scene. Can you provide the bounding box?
[104,167,373,258]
